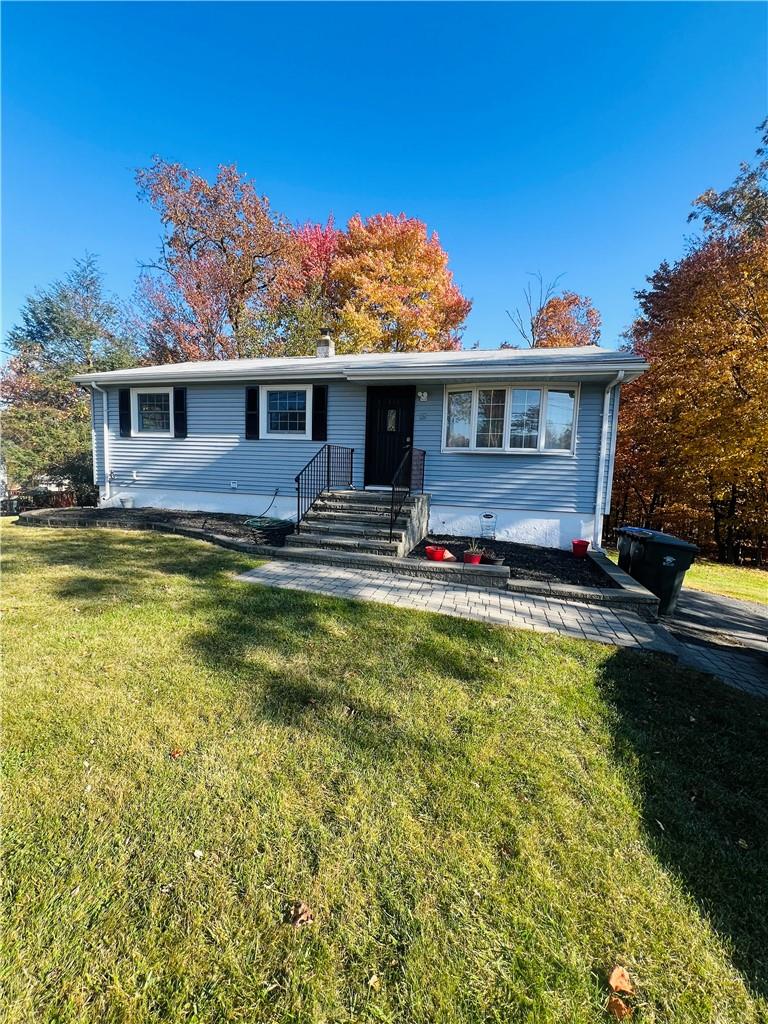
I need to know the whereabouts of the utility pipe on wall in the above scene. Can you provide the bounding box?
[592,371,624,550]
[91,384,111,503]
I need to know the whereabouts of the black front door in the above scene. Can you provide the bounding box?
[364,386,416,486]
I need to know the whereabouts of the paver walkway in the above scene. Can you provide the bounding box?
[238,561,678,655]
[239,562,768,698]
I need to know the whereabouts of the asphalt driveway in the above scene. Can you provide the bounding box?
[665,589,768,697]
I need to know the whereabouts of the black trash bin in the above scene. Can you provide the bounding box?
[617,527,698,616]
[616,526,653,573]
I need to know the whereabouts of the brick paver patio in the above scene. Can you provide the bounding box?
[238,561,768,698]
[237,561,679,655]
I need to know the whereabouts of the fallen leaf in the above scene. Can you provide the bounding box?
[193,849,203,860]
[287,900,314,928]
[738,838,749,849]
[607,994,633,1019]
[169,747,184,760]
[608,966,635,995]
[367,974,381,992]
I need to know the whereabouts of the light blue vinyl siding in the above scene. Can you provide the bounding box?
[106,381,368,495]
[411,381,604,514]
[101,377,611,514]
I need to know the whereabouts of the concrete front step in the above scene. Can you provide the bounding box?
[315,493,415,510]
[313,503,403,519]
[297,489,429,559]
[325,489,414,503]
[307,509,409,527]
[296,519,406,541]
[304,511,407,530]
[286,532,401,555]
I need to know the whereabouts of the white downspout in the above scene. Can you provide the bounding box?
[91,384,111,503]
[592,371,624,550]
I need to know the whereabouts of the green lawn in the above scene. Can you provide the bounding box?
[2,522,767,1023]
[606,550,767,606]
[681,560,767,605]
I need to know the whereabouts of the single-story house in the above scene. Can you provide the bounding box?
[73,335,648,550]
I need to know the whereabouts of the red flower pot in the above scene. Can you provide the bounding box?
[426,545,447,561]
[463,551,483,565]
[572,539,589,558]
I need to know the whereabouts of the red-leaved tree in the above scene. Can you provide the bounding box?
[136,158,298,361]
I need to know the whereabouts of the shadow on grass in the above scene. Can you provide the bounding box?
[597,652,768,998]
[8,525,240,608]
[189,578,472,765]
[13,524,768,996]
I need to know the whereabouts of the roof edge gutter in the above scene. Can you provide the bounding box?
[72,361,649,388]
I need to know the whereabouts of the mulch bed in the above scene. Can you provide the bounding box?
[408,535,619,589]
[25,507,294,547]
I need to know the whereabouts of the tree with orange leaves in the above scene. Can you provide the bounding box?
[611,124,768,562]
[506,273,601,348]
[136,160,471,358]
[331,213,471,352]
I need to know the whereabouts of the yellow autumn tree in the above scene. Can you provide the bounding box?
[612,229,768,561]
[332,214,471,351]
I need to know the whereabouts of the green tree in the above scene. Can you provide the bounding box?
[1,255,138,502]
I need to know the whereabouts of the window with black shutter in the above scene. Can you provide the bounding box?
[118,389,131,437]
[245,387,260,439]
[312,384,328,441]
[173,387,187,438]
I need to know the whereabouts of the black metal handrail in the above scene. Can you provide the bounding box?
[389,446,426,541]
[295,444,354,533]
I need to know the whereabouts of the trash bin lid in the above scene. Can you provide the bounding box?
[617,526,653,539]
[619,526,698,552]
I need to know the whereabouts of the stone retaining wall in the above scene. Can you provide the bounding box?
[16,508,659,616]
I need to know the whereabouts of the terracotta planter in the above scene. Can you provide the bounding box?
[463,551,483,565]
[571,539,589,558]
[425,545,447,561]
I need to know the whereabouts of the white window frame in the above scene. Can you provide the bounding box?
[259,385,313,440]
[130,387,174,438]
[441,383,580,456]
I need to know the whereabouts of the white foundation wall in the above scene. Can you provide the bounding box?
[99,485,298,521]
[100,486,597,550]
[429,504,596,550]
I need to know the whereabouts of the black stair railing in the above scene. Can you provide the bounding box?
[295,444,354,533]
[389,446,426,542]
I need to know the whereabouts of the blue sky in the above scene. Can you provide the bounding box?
[2,1,765,351]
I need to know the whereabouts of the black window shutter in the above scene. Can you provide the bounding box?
[118,389,131,437]
[173,387,187,438]
[245,387,260,439]
[312,385,328,441]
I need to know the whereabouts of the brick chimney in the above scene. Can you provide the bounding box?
[317,326,335,358]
